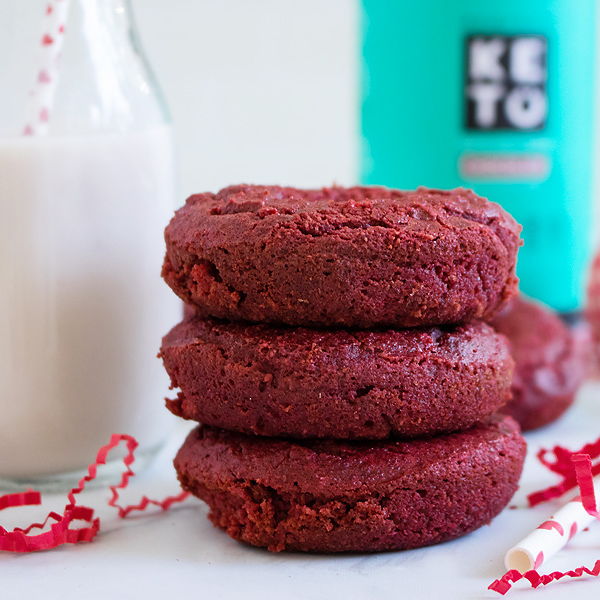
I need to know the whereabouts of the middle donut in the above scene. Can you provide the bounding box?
[161,317,514,440]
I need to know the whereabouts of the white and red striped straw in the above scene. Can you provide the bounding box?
[505,469,600,573]
[23,0,70,136]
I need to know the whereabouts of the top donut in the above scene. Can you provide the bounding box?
[163,185,521,329]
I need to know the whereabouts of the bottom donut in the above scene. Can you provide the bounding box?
[174,415,526,553]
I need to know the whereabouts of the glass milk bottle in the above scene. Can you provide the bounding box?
[0,0,180,486]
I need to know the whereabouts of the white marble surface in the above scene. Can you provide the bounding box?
[2,385,600,600]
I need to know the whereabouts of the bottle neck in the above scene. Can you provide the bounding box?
[1,0,169,137]
[58,0,169,134]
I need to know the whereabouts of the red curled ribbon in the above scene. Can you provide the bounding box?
[528,437,600,507]
[489,438,600,595]
[489,561,600,595]
[0,434,188,553]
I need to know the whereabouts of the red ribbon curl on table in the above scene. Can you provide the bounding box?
[489,561,600,595]
[0,434,188,553]
[528,437,600,507]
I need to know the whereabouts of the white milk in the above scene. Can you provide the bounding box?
[0,125,180,479]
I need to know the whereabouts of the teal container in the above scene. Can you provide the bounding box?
[361,0,598,314]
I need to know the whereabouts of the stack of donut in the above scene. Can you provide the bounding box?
[159,185,527,553]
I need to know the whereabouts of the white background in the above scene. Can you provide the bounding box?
[131,0,358,196]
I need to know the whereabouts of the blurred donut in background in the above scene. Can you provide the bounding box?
[492,296,589,431]
[586,250,600,372]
